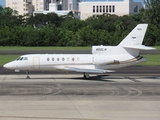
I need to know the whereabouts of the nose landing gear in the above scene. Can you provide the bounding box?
[83,72,90,79]
[26,70,30,79]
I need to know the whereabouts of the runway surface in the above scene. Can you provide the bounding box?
[0,74,160,120]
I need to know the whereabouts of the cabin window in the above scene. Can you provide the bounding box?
[72,58,75,61]
[57,58,60,61]
[62,58,65,61]
[52,58,54,61]
[67,57,70,61]
[47,58,49,61]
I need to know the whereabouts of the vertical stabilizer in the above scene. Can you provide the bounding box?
[118,24,148,47]
[117,24,155,56]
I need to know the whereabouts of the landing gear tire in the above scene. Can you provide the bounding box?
[26,76,30,79]
[83,72,90,79]
[26,70,30,79]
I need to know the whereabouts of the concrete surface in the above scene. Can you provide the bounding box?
[0,74,160,120]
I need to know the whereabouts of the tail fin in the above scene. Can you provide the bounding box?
[118,24,148,47]
[118,24,155,50]
[118,24,155,56]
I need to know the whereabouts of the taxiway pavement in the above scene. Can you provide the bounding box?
[0,74,160,120]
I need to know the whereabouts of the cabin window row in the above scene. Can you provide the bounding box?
[47,57,80,62]
[93,5,115,13]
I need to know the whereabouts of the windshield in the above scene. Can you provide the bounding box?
[16,57,28,61]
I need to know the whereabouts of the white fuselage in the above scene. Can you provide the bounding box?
[4,53,146,72]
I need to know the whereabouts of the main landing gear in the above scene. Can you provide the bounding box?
[83,72,90,79]
[26,70,30,79]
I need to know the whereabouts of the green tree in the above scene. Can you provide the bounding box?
[145,0,160,27]
[0,6,24,28]
[27,12,62,28]
[61,18,86,32]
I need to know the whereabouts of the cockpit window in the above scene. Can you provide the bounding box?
[16,57,21,61]
[20,57,24,60]
[16,57,28,61]
[23,57,28,60]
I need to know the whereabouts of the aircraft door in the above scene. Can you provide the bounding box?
[33,57,40,70]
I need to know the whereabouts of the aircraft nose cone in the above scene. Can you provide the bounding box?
[3,62,15,70]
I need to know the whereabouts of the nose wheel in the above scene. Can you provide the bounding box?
[83,72,90,79]
[26,70,30,79]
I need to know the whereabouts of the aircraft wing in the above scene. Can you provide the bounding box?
[65,67,115,73]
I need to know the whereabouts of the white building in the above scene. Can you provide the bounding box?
[5,0,80,16]
[33,0,81,17]
[6,0,44,15]
[79,0,143,20]
[44,0,81,11]
[33,2,70,16]
[67,0,81,11]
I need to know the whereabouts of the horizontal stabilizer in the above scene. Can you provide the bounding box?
[123,45,156,50]
[65,67,115,73]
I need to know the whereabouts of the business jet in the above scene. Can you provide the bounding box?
[3,24,155,79]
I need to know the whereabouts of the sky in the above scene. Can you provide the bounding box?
[0,0,5,8]
[0,0,144,8]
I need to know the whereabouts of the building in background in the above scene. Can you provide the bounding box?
[44,0,81,11]
[6,0,44,16]
[34,0,81,18]
[5,0,80,16]
[33,0,70,16]
[79,0,143,20]
[5,0,143,19]
[6,0,27,15]
[61,0,81,11]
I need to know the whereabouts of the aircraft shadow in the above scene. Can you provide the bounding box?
[70,76,115,82]
[15,75,115,82]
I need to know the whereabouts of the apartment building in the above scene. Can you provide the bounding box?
[79,0,144,20]
[6,0,44,15]
[44,0,81,11]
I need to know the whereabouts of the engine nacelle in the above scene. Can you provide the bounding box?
[93,55,114,65]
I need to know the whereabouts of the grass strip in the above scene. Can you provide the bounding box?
[0,46,91,51]
[138,54,160,66]
[0,46,159,50]
[0,55,19,66]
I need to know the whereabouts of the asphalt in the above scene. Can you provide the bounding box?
[0,74,160,120]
